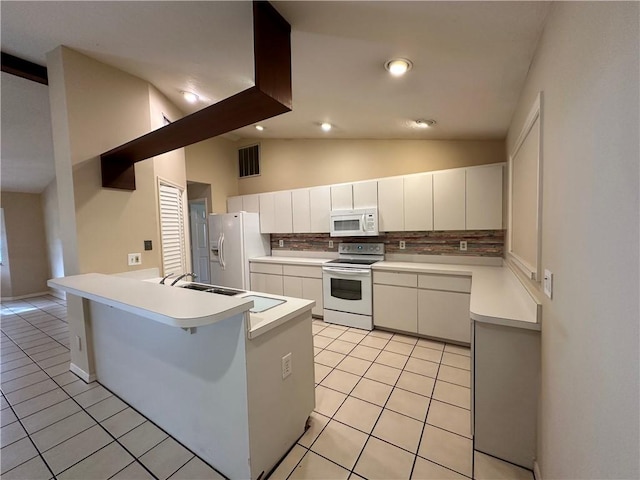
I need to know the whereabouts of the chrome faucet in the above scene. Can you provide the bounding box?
[170,273,197,286]
[159,273,174,284]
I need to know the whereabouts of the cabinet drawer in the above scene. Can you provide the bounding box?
[418,274,471,293]
[249,262,283,275]
[283,265,322,279]
[373,271,418,288]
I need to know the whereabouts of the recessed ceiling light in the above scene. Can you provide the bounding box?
[414,119,436,128]
[321,122,332,132]
[255,125,265,131]
[385,58,413,77]
[182,91,199,103]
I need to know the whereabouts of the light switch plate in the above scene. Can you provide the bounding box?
[543,269,553,299]
[127,253,142,266]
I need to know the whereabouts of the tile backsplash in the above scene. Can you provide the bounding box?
[271,230,504,257]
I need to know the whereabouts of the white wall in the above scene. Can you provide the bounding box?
[506,3,639,478]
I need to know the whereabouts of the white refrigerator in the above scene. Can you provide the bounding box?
[208,212,270,290]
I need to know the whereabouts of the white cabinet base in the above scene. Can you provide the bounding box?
[473,321,540,470]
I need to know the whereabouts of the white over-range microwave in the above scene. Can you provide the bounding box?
[329,208,379,237]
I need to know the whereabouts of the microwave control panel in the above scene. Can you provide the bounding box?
[364,213,376,231]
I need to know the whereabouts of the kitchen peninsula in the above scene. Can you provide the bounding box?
[48,273,315,480]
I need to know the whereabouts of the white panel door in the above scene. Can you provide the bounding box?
[283,275,304,298]
[274,191,293,233]
[331,184,353,210]
[250,273,284,295]
[302,277,323,316]
[378,177,404,232]
[309,186,331,233]
[292,189,311,233]
[466,165,503,230]
[418,289,471,343]
[373,284,417,333]
[404,173,433,231]
[189,201,210,284]
[259,193,276,233]
[227,196,243,213]
[353,180,378,209]
[242,194,260,214]
[433,170,466,230]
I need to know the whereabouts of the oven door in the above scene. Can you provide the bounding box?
[322,267,372,316]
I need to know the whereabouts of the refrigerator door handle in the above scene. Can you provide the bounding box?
[220,234,226,270]
[217,235,223,267]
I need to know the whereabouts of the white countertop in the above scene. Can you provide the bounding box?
[48,274,315,337]
[373,261,541,331]
[48,274,254,328]
[250,256,333,266]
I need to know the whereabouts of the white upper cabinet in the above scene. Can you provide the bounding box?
[433,169,466,230]
[330,180,377,210]
[466,164,503,230]
[292,189,311,233]
[258,193,276,233]
[274,191,293,233]
[227,194,259,213]
[353,180,378,209]
[404,173,433,231]
[309,186,331,233]
[378,177,404,232]
[243,194,260,213]
[331,184,352,210]
[227,196,243,213]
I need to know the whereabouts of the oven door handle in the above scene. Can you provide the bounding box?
[323,267,371,275]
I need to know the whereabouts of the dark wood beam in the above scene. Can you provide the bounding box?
[1,52,48,85]
[101,1,292,190]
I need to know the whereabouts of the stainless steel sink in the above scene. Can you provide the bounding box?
[179,283,245,296]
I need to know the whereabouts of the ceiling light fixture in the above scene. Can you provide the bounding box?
[182,91,199,103]
[414,119,436,128]
[321,122,332,132]
[255,125,265,131]
[385,58,413,77]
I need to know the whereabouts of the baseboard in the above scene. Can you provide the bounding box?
[534,460,542,480]
[0,290,51,301]
[70,363,96,383]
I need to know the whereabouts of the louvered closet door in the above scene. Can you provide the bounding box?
[159,183,186,275]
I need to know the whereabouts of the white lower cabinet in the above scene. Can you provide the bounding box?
[417,289,471,343]
[250,272,283,296]
[251,261,324,317]
[373,269,471,344]
[373,284,417,332]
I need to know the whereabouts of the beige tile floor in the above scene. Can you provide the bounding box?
[1,297,534,480]
[272,320,535,480]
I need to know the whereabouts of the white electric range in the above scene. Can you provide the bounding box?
[322,243,384,330]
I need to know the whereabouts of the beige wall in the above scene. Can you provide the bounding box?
[506,3,639,478]
[48,47,188,275]
[0,192,50,297]
[237,139,505,194]
[41,179,64,297]
[185,136,238,213]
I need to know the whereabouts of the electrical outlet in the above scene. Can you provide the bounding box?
[329,240,334,248]
[543,269,553,299]
[282,353,292,379]
[459,241,468,251]
[127,253,142,266]
[399,240,406,250]
[278,239,284,248]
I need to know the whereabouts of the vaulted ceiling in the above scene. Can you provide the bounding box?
[1,1,550,193]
